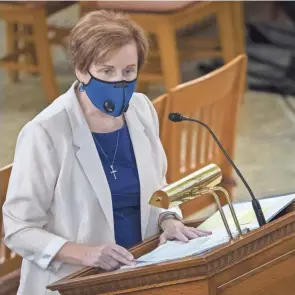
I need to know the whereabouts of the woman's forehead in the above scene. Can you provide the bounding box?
[93,43,138,69]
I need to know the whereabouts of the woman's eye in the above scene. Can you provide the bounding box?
[101,69,112,75]
[125,69,135,75]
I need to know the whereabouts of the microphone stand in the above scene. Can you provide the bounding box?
[169,113,267,227]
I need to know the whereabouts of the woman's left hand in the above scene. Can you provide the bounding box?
[159,219,212,245]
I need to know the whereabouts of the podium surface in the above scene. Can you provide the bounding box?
[47,203,295,295]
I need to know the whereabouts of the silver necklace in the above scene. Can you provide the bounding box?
[93,130,120,180]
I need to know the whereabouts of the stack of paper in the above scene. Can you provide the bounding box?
[122,229,232,269]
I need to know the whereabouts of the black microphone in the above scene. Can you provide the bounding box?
[168,112,267,227]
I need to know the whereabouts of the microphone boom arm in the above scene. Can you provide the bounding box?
[172,113,266,227]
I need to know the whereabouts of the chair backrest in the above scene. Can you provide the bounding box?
[0,164,22,276]
[152,94,168,139]
[162,55,247,218]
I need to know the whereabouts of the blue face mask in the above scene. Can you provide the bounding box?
[79,72,137,117]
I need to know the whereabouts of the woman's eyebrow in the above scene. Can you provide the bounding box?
[97,64,136,69]
[125,64,137,68]
[98,65,114,68]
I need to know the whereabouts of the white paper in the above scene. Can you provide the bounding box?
[198,193,295,232]
[121,230,229,269]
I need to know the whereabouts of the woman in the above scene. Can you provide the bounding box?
[2,10,210,295]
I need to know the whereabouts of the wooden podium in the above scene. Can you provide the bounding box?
[47,203,295,295]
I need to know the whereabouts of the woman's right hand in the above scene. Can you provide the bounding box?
[55,242,136,271]
[81,244,136,271]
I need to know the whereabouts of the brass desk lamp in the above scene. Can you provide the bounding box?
[149,164,243,241]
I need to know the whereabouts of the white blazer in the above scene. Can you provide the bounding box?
[2,81,181,295]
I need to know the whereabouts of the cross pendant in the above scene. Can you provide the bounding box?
[110,165,117,180]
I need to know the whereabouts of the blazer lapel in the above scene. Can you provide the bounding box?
[74,129,114,235]
[125,105,158,239]
[63,85,114,236]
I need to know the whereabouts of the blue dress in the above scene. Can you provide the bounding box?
[92,123,142,249]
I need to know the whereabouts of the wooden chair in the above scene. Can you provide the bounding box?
[0,164,21,295]
[161,55,247,219]
[0,2,75,104]
[152,94,168,139]
[80,1,245,91]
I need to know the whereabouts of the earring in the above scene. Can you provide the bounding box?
[79,84,85,92]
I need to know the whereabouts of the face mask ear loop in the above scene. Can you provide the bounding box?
[74,74,85,92]
[76,70,94,91]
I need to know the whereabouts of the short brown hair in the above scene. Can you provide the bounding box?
[69,10,149,73]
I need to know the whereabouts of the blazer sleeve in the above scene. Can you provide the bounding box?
[2,121,68,272]
[140,94,183,219]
